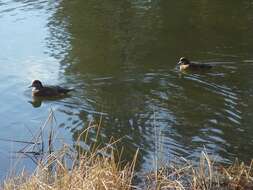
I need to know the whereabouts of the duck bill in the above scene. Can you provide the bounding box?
[177,61,182,65]
[28,85,33,88]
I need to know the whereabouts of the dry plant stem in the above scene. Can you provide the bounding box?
[3,111,253,190]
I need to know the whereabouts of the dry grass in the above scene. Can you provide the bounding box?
[2,111,253,190]
[3,111,138,190]
[4,149,252,190]
[145,152,253,190]
[4,147,138,190]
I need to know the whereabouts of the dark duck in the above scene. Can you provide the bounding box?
[29,80,74,97]
[178,57,212,71]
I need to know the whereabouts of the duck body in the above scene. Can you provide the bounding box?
[30,80,73,97]
[178,57,212,71]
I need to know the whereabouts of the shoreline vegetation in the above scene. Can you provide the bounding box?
[3,111,253,190]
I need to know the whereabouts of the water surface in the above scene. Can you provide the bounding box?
[1,0,253,178]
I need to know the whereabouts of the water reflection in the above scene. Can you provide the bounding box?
[28,94,72,108]
[43,0,253,169]
[1,0,253,178]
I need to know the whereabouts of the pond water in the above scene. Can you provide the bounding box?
[1,0,253,178]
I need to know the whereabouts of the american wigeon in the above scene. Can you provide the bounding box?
[29,80,73,97]
[178,57,212,71]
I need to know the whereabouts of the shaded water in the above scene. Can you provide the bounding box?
[1,0,253,178]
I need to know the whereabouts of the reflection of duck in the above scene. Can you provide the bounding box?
[29,97,43,108]
[29,80,74,97]
[29,96,67,108]
[178,57,212,71]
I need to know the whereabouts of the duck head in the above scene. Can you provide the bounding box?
[178,57,190,65]
[29,80,43,89]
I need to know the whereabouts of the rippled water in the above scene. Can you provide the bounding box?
[1,0,253,178]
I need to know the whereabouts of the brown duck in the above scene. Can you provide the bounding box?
[178,57,212,71]
[29,80,74,97]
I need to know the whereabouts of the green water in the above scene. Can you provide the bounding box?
[1,0,253,177]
